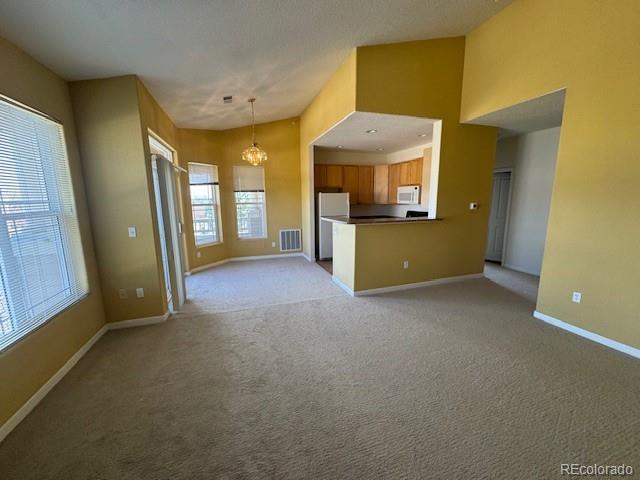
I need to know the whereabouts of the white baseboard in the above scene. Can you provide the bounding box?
[533,310,640,359]
[332,276,354,296]
[188,252,304,274]
[502,262,540,277]
[106,311,170,330]
[302,253,314,262]
[0,311,171,444]
[0,324,107,443]
[353,273,484,296]
[188,258,230,274]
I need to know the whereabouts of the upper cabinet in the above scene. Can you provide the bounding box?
[342,166,359,204]
[399,158,422,186]
[357,166,374,204]
[326,165,343,187]
[313,157,424,205]
[314,164,327,188]
[373,165,389,204]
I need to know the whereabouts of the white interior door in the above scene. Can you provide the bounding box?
[486,171,511,262]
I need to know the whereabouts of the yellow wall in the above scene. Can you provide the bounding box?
[300,50,357,257]
[70,76,165,322]
[177,128,228,269]
[461,0,640,348]
[0,37,106,426]
[343,39,496,288]
[178,118,301,269]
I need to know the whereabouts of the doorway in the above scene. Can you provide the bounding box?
[486,170,511,263]
[149,135,186,312]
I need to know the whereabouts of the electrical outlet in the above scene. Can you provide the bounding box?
[572,291,582,303]
[118,289,128,299]
[128,226,137,238]
[136,288,145,298]
[272,241,276,248]
[403,260,409,269]
[196,251,201,258]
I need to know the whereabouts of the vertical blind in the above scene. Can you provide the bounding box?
[0,97,88,351]
[188,163,221,245]
[233,166,266,239]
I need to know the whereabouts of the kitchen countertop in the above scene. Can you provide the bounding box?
[321,215,440,225]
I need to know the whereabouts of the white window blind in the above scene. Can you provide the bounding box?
[233,166,266,239]
[188,163,222,246]
[0,97,88,351]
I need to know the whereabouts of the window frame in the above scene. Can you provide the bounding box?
[233,166,268,240]
[188,162,223,247]
[0,94,89,352]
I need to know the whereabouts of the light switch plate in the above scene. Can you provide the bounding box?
[136,288,145,298]
[128,226,137,238]
[118,289,128,299]
[572,291,582,303]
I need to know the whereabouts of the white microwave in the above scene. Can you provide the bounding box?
[397,185,420,204]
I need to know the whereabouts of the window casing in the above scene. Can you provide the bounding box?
[0,96,88,351]
[233,166,267,239]
[188,163,222,246]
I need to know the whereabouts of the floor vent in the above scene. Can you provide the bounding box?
[279,229,301,252]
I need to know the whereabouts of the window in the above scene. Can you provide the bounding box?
[188,163,222,246]
[0,96,88,351]
[233,166,267,239]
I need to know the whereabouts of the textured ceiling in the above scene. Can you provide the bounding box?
[0,0,511,129]
[314,112,434,153]
[467,90,566,138]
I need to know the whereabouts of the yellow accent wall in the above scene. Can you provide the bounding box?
[0,37,106,426]
[177,128,228,269]
[300,50,357,258]
[344,38,496,289]
[70,76,166,322]
[178,118,301,269]
[461,0,640,348]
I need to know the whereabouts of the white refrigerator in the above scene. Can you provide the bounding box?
[318,192,349,260]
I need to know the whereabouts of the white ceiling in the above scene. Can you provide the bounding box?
[0,0,511,130]
[314,112,435,153]
[467,89,566,138]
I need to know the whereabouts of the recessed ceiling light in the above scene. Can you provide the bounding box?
[336,145,344,149]
[418,133,428,137]
[376,148,384,151]
[366,129,378,134]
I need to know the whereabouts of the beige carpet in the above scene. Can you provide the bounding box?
[183,257,344,314]
[1,261,639,479]
[484,262,539,304]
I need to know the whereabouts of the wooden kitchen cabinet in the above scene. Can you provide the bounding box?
[357,166,374,204]
[314,164,327,187]
[374,164,389,204]
[326,165,343,187]
[398,158,423,186]
[409,158,423,185]
[399,162,411,185]
[388,163,400,204]
[342,166,359,204]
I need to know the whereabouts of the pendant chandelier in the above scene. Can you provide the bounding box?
[241,98,268,166]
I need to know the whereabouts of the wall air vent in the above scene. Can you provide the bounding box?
[223,96,233,104]
[279,229,301,252]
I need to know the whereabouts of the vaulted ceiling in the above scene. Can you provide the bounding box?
[0,0,511,129]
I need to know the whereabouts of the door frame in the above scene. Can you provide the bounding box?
[490,167,514,264]
[148,132,187,311]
